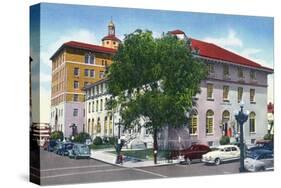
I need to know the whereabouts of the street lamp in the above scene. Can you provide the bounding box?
[234,101,249,172]
[115,119,122,164]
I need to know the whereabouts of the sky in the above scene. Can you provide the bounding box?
[30,3,274,123]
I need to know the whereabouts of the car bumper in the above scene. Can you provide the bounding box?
[202,159,215,164]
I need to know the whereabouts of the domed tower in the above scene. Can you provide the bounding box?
[102,19,121,49]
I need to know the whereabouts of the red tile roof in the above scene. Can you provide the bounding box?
[102,35,121,42]
[190,38,272,70]
[169,29,186,35]
[50,41,117,59]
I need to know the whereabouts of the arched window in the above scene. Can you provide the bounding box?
[87,119,91,134]
[88,102,91,113]
[109,115,113,135]
[222,110,230,123]
[249,112,256,133]
[97,117,101,133]
[104,116,108,135]
[100,99,103,111]
[206,110,214,134]
[190,109,198,135]
[84,53,95,64]
[91,118,94,135]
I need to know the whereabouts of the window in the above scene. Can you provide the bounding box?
[91,118,95,134]
[87,119,91,134]
[237,67,244,78]
[249,112,256,133]
[96,100,99,112]
[207,83,214,100]
[250,89,255,103]
[207,63,214,74]
[74,68,79,76]
[100,99,103,111]
[99,71,105,78]
[101,84,104,94]
[102,60,105,66]
[223,86,229,101]
[250,70,256,80]
[84,69,89,77]
[109,115,113,134]
[206,110,214,134]
[104,116,108,135]
[222,110,230,123]
[88,102,91,113]
[223,64,229,76]
[238,87,243,103]
[97,117,101,133]
[90,70,95,77]
[92,101,94,112]
[85,53,95,64]
[190,110,198,135]
[231,147,238,151]
[73,108,78,116]
[74,81,79,89]
[73,94,78,101]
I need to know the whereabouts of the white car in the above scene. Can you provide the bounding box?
[244,149,274,172]
[202,145,240,165]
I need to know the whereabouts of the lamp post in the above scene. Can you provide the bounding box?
[234,101,249,172]
[115,119,122,164]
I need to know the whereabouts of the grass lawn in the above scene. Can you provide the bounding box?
[108,149,168,160]
[90,144,114,150]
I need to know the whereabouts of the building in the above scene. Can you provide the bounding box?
[84,29,273,147]
[49,20,120,137]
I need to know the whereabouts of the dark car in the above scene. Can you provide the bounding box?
[44,140,59,152]
[247,140,273,154]
[169,144,211,164]
[56,142,74,156]
[69,143,91,159]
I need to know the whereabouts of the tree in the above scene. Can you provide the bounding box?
[50,131,64,141]
[107,30,207,164]
[73,132,91,143]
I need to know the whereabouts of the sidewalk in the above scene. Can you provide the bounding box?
[90,149,178,168]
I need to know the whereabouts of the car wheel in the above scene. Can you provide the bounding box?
[214,158,221,165]
[259,167,265,172]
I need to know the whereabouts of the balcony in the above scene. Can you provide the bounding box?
[237,76,245,83]
[207,72,217,79]
[223,74,231,80]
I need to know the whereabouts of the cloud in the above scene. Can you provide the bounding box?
[40,29,98,68]
[203,29,243,48]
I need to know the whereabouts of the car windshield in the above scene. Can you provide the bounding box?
[79,145,89,151]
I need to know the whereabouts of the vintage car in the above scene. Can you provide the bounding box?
[43,140,59,152]
[247,140,273,153]
[56,142,74,156]
[202,145,240,165]
[69,143,91,159]
[244,149,274,172]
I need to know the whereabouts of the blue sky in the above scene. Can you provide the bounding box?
[30,3,274,122]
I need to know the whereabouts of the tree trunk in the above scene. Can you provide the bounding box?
[153,128,158,164]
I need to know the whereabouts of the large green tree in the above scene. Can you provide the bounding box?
[107,30,207,164]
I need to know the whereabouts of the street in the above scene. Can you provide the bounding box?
[30,149,240,185]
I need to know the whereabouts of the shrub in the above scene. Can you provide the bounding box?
[220,136,230,145]
[93,136,103,145]
[73,132,91,143]
[108,137,117,145]
[264,134,274,141]
[102,136,109,144]
[50,131,64,141]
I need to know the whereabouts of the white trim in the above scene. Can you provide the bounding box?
[51,92,85,100]
[67,61,105,68]
[194,55,273,73]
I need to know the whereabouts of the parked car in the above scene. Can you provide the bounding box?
[202,145,240,165]
[247,140,273,153]
[244,149,274,172]
[69,144,91,159]
[44,140,59,152]
[56,142,74,156]
[178,144,211,164]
